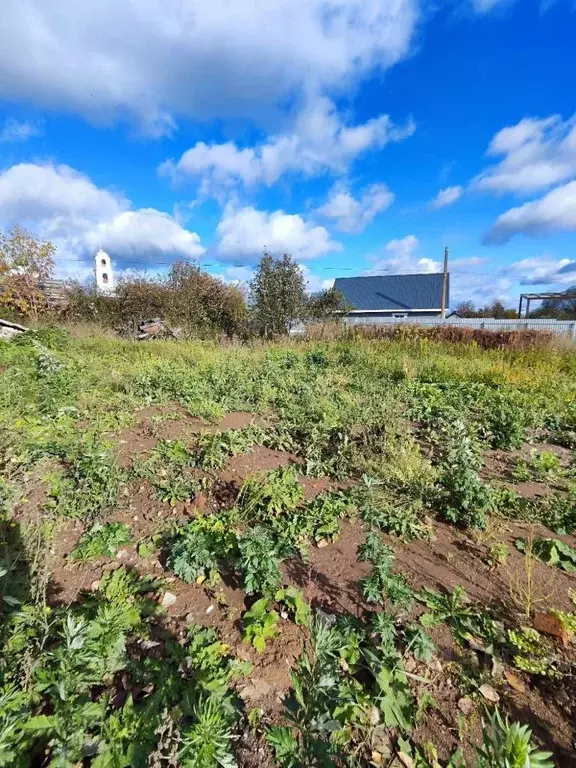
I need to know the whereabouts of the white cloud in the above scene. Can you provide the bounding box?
[473,114,576,195]
[0,118,43,142]
[364,234,442,275]
[317,182,394,232]
[0,0,418,135]
[0,163,127,229]
[450,274,514,306]
[430,185,463,209]
[504,255,576,286]
[215,203,341,262]
[160,97,415,190]
[300,265,335,293]
[82,209,204,260]
[0,162,204,270]
[483,181,576,244]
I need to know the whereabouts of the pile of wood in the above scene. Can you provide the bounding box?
[0,318,28,341]
[136,318,182,341]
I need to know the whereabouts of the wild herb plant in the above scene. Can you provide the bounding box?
[168,513,238,584]
[238,466,303,521]
[436,421,492,530]
[71,522,131,559]
[476,709,553,767]
[357,533,415,610]
[242,598,280,652]
[238,526,283,596]
[275,586,311,626]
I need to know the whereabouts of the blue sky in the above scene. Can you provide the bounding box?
[0,0,575,307]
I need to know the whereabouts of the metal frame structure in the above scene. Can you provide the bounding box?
[518,291,576,319]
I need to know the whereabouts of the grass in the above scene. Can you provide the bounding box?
[1,329,575,766]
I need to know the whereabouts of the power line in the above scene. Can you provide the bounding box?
[53,254,504,279]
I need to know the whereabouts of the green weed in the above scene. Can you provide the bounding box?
[358,533,415,610]
[243,598,280,653]
[71,522,131,560]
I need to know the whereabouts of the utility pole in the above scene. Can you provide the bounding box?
[441,246,449,319]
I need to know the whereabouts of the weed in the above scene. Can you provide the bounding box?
[476,708,553,767]
[238,467,303,521]
[71,522,131,560]
[358,533,415,610]
[436,422,491,530]
[275,586,311,626]
[419,586,503,652]
[238,527,282,596]
[359,482,433,541]
[514,450,562,482]
[168,513,238,584]
[507,628,557,677]
[243,598,280,653]
[515,536,576,572]
[508,529,556,619]
[51,439,124,522]
[194,425,266,470]
[404,624,436,663]
[486,541,510,569]
[179,695,236,768]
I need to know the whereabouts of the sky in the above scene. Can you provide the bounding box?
[0,0,575,308]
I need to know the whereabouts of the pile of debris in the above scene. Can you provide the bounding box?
[135,318,182,341]
[0,318,28,341]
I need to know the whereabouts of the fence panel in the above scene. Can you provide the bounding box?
[343,316,576,338]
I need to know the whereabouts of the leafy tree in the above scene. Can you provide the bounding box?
[250,252,306,337]
[453,300,477,318]
[454,299,517,319]
[0,226,56,319]
[306,287,349,320]
[531,285,576,320]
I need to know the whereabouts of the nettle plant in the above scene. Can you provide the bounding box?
[436,421,492,530]
[357,533,415,611]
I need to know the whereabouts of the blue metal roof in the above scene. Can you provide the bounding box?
[334,273,448,311]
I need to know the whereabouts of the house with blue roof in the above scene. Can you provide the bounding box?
[333,273,449,319]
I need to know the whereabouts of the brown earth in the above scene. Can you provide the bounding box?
[18,409,576,765]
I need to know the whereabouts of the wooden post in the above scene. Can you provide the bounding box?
[441,246,449,319]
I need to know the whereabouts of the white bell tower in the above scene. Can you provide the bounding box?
[95,248,114,292]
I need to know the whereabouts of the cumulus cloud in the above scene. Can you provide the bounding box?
[430,185,463,209]
[0,0,418,135]
[483,181,576,244]
[0,162,204,271]
[0,163,127,231]
[0,118,43,142]
[215,203,341,262]
[317,182,394,232]
[82,209,204,260]
[504,255,576,286]
[473,114,576,195]
[160,97,415,190]
[364,234,442,275]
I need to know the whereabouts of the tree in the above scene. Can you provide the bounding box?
[453,299,517,319]
[531,286,576,320]
[0,226,56,319]
[306,287,349,320]
[454,301,477,318]
[250,252,306,337]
